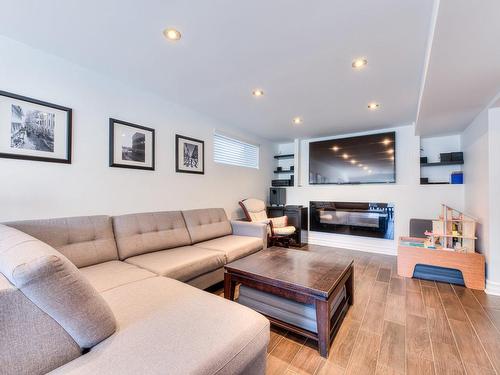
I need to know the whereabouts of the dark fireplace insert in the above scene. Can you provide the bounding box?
[310,201,394,239]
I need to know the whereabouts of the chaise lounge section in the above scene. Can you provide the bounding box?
[0,208,270,375]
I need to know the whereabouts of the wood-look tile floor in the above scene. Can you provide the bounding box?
[214,245,500,375]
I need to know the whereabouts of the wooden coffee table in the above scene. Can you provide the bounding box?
[224,247,354,357]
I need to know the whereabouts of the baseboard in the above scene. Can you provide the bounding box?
[485,279,500,296]
[306,231,397,256]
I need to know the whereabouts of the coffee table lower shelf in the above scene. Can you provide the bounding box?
[224,268,353,357]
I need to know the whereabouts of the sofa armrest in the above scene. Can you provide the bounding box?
[231,221,268,250]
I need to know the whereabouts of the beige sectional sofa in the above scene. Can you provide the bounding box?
[0,208,270,375]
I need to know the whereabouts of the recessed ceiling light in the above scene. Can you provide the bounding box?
[163,28,181,41]
[358,163,363,167]
[252,89,264,97]
[331,146,339,152]
[350,159,357,164]
[363,166,368,170]
[382,138,391,145]
[387,149,394,154]
[292,117,303,125]
[342,153,349,159]
[368,103,380,110]
[352,58,368,69]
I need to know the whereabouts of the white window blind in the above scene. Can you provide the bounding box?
[214,133,259,169]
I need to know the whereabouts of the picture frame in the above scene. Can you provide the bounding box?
[175,134,204,174]
[109,118,155,171]
[0,90,72,164]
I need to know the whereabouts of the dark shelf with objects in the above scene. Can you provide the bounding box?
[420,152,464,185]
[273,153,295,187]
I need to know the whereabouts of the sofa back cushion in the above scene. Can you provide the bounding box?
[182,208,232,244]
[0,224,116,349]
[113,211,191,259]
[5,216,118,268]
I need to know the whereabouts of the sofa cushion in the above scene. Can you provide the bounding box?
[50,277,270,375]
[195,235,263,263]
[113,211,191,260]
[0,274,81,375]
[5,216,118,268]
[182,208,232,243]
[0,224,116,349]
[80,260,156,292]
[125,246,226,282]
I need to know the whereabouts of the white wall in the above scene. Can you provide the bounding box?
[283,125,464,255]
[0,36,273,221]
[462,109,490,253]
[462,105,500,295]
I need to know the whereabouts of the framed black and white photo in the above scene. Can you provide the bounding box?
[0,90,72,164]
[176,134,204,174]
[109,118,155,170]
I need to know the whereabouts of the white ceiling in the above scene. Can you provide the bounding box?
[2,0,496,141]
[416,0,500,136]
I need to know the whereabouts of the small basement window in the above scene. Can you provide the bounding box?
[214,132,259,169]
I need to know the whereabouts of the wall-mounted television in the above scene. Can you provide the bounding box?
[309,131,396,185]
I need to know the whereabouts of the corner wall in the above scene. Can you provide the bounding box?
[0,36,273,221]
[462,105,500,295]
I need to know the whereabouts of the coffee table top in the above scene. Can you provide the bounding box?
[224,247,353,299]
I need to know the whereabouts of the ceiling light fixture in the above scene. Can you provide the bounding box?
[163,28,181,41]
[368,103,380,110]
[332,146,339,152]
[382,138,391,145]
[292,117,303,125]
[363,166,368,170]
[350,159,357,164]
[342,153,349,159]
[352,58,368,69]
[252,89,264,97]
[387,149,394,154]
[358,163,363,167]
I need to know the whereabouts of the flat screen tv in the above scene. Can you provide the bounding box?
[309,131,396,185]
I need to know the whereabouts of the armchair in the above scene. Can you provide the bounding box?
[239,198,296,247]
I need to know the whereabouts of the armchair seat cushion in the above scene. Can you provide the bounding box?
[194,235,263,263]
[80,261,156,293]
[125,246,225,282]
[273,226,296,236]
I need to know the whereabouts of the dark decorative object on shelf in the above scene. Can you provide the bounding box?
[420,177,429,184]
[272,179,291,187]
[175,134,204,174]
[451,152,464,161]
[109,118,155,170]
[277,166,282,171]
[290,174,294,186]
[270,187,286,206]
[0,90,72,164]
[420,157,428,164]
[290,165,294,171]
[440,152,452,162]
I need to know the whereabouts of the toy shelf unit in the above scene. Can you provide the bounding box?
[397,205,485,290]
[425,204,476,253]
[397,237,485,290]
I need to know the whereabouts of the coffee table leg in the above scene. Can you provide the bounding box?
[346,268,354,305]
[315,299,330,358]
[224,272,236,300]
